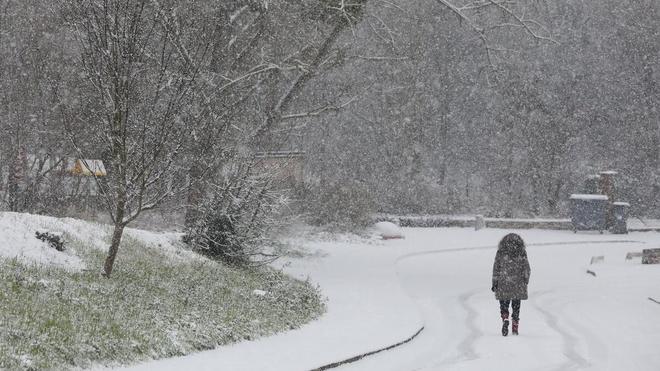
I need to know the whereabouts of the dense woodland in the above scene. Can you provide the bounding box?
[0,0,658,236]
[305,0,658,219]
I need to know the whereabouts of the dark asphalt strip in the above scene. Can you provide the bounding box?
[309,327,425,371]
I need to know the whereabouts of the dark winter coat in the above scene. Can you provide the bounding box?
[492,248,531,301]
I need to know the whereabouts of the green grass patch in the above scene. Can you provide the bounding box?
[0,233,324,370]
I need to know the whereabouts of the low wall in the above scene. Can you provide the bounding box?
[374,215,573,230]
[484,219,572,230]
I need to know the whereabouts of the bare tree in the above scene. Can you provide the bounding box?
[59,0,212,276]
[0,1,71,212]
[432,0,558,66]
[180,1,372,227]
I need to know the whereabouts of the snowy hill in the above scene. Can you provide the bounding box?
[0,212,324,370]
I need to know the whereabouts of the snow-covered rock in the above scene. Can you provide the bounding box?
[374,221,404,240]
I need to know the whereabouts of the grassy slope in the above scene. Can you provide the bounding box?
[0,220,324,370]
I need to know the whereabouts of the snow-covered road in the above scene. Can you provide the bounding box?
[341,239,660,371]
[109,229,660,371]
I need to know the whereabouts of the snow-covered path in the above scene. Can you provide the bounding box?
[340,238,660,371]
[109,229,660,371]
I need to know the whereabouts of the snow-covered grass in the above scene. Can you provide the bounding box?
[0,213,324,370]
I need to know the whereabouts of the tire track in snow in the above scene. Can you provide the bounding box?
[564,312,609,369]
[457,289,481,361]
[532,290,591,371]
[423,289,482,369]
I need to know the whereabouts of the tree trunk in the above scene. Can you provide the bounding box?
[184,163,204,228]
[103,222,125,277]
[8,146,26,212]
[104,117,126,277]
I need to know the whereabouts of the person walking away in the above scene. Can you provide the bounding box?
[491,233,531,336]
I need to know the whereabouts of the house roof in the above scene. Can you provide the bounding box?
[71,159,107,176]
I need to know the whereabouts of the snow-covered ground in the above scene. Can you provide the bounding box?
[0,212,193,271]
[111,227,660,371]
[0,212,89,270]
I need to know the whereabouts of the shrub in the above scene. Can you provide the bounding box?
[184,173,287,266]
[35,231,65,252]
[307,180,376,229]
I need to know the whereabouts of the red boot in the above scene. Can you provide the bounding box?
[512,320,519,335]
